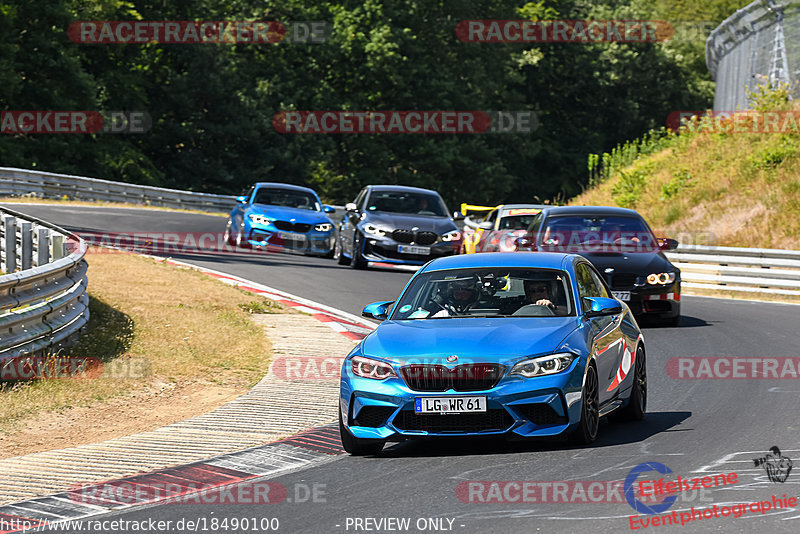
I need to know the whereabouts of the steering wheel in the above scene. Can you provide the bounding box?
[512,304,556,317]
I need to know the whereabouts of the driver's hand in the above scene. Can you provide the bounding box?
[536,299,554,308]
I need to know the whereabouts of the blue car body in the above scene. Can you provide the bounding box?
[225,182,336,256]
[339,252,646,453]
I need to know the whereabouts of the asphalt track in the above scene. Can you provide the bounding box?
[6,204,800,534]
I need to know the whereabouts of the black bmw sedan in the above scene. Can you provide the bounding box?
[515,206,681,326]
[334,185,462,269]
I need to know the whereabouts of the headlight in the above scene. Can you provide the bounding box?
[363,224,387,237]
[441,230,461,242]
[248,214,273,225]
[350,356,397,380]
[314,223,333,232]
[509,353,576,378]
[647,272,676,285]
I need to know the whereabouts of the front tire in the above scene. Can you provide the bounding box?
[339,410,384,456]
[335,235,350,265]
[223,220,236,246]
[614,347,647,421]
[351,232,367,270]
[570,363,600,445]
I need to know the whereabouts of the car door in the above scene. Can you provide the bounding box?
[576,261,624,404]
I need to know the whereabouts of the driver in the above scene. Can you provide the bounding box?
[431,276,481,317]
[523,279,556,309]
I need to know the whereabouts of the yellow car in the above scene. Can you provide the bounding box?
[461,204,545,254]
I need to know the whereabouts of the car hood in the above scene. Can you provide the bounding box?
[248,204,331,224]
[364,212,457,233]
[362,317,579,366]
[576,251,676,274]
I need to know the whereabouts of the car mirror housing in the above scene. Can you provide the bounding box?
[478,221,494,230]
[362,300,395,321]
[323,204,336,213]
[236,195,248,203]
[658,237,679,251]
[584,297,623,317]
[345,202,357,212]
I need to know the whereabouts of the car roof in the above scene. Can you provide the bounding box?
[498,204,548,213]
[367,184,442,196]
[542,205,642,217]
[253,182,319,195]
[419,252,579,273]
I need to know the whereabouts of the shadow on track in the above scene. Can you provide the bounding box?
[639,315,711,329]
[377,411,691,458]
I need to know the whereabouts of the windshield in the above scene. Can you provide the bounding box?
[538,215,657,252]
[366,191,448,217]
[253,188,321,211]
[499,214,540,230]
[391,268,574,320]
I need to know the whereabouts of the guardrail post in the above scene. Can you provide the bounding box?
[37,227,50,266]
[2,215,17,273]
[52,234,65,260]
[20,221,32,270]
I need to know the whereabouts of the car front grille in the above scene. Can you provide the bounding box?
[390,229,438,245]
[611,273,639,289]
[353,406,396,428]
[392,229,414,243]
[273,221,312,233]
[395,409,514,433]
[400,364,504,392]
[415,231,438,245]
[515,403,568,425]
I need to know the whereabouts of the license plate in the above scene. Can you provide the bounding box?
[398,245,430,255]
[612,291,631,301]
[278,232,305,241]
[414,396,486,414]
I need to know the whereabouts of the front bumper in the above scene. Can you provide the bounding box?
[614,282,681,319]
[246,225,334,255]
[360,235,460,265]
[340,360,585,441]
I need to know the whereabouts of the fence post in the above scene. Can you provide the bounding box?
[37,227,50,266]
[3,215,17,273]
[52,234,65,260]
[20,221,33,270]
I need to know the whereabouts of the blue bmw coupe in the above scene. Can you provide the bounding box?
[339,252,646,455]
[224,182,337,256]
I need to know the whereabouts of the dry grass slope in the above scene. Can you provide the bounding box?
[574,107,800,249]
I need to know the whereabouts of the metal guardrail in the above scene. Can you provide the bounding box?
[0,167,237,213]
[0,206,89,364]
[666,244,800,297]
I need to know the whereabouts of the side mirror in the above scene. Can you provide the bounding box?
[478,221,494,230]
[236,195,248,204]
[452,211,465,221]
[345,202,357,212]
[362,300,395,321]
[658,238,679,251]
[584,297,623,317]
[323,205,336,213]
[514,236,536,251]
